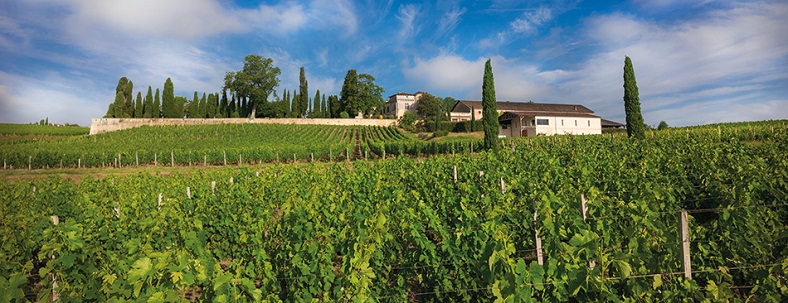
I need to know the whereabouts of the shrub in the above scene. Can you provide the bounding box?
[433,130,449,137]
[340,112,350,119]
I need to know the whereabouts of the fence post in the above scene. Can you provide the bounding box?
[204,155,207,166]
[186,187,191,199]
[118,153,121,168]
[580,194,595,269]
[78,158,81,169]
[679,210,691,279]
[311,153,314,163]
[171,151,174,167]
[154,153,157,166]
[211,181,216,195]
[158,193,162,210]
[453,166,457,182]
[51,215,59,301]
[533,200,544,266]
[136,151,139,166]
[28,155,31,170]
[239,154,242,166]
[500,178,506,194]
[223,150,227,166]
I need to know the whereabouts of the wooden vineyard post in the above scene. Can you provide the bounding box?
[186,187,191,199]
[223,150,227,166]
[154,153,157,166]
[311,153,314,163]
[500,178,506,194]
[679,210,691,279]
[118,153,121,168]
[453,166,457,182]
[78,158,81,169]
[158,193,162,210]
[293,154,296,163]
[329,147,332,162]
[136,151,139,166]
[470,142,474,153]
[239,154,242,166]
[171,151,174,167]
[580,194,595,269]
[211,181,216,195]
[28,155,31,170]
[50,215,59,301]
[533,200,544,266]
[346,147,350,162]
[229,177,233,184]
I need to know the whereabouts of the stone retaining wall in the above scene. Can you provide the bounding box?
[89,118,397,135]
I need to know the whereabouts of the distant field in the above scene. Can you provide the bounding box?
[0,123,481,169]
[0,123,89,136]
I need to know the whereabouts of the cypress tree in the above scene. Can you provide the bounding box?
[207,93,217,118]
[340,70,358,116]
[470,107,476,132]
[482,59,500,150]
[124,80,134,117]
[153,88,161,118]
[162,78,175,118]
[191,92,200,118]
[220,90,228,117]
[291,89,299,117]
[113,91,126,118]
[200,93,207,118]
[313,89,321,117]
[143,86,153,118]
[134,92,143,118]
[322,94,327,115]
[299,67,308,117]
[623,56,646,139]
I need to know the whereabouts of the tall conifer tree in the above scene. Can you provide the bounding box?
[134,92,143,118]
[482,59,500,150]
[623,56,646,139]
[143,86,154,118]
[153,89,161,118]
[162,78,175,117]
[299,67,308,117]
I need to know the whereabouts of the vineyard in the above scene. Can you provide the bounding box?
[0,124,478,169]
[1,121,786,302]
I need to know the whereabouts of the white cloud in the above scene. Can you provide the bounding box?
[403,54,554,101]
[63,0,244,40]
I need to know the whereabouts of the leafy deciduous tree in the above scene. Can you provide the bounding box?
[224,55,281,119]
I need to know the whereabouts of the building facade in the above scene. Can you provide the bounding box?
[449,100,605,137]
[384,92,423,118]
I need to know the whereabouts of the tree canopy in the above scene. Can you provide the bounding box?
[224,54,281,119]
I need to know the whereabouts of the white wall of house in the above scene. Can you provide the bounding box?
[385,93,421,118]
[450,108,485,122]
[500,115,602,137]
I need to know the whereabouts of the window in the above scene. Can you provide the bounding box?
[536,119,549,126]
[561,119,564,126]
[575,120,578,126]
[405,103,410,110]
[588,120,590,127]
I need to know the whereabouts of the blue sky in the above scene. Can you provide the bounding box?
[1,0,786,127]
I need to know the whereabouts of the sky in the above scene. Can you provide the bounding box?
[0,0,786,127]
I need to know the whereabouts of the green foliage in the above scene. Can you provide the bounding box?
[299,66,308,117]
[339,111,350,119]
[224,55,281,119]
[1,122,786,301]
[339,70,384,117]
[143,86,154,118]
[624,56,646,139]
[135,92,143,118]
[398,112,418,130]
[658,120,669,130]
[432,130,448,137]
[312,89,321,117]
[162,78,177,118]
[416,92,441,118]
[153,88,161,118]
[482,59,500,150]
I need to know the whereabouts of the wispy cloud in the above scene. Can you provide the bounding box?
[436,6,467,38]
[510,6,552,33]
[397,4,420,40]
